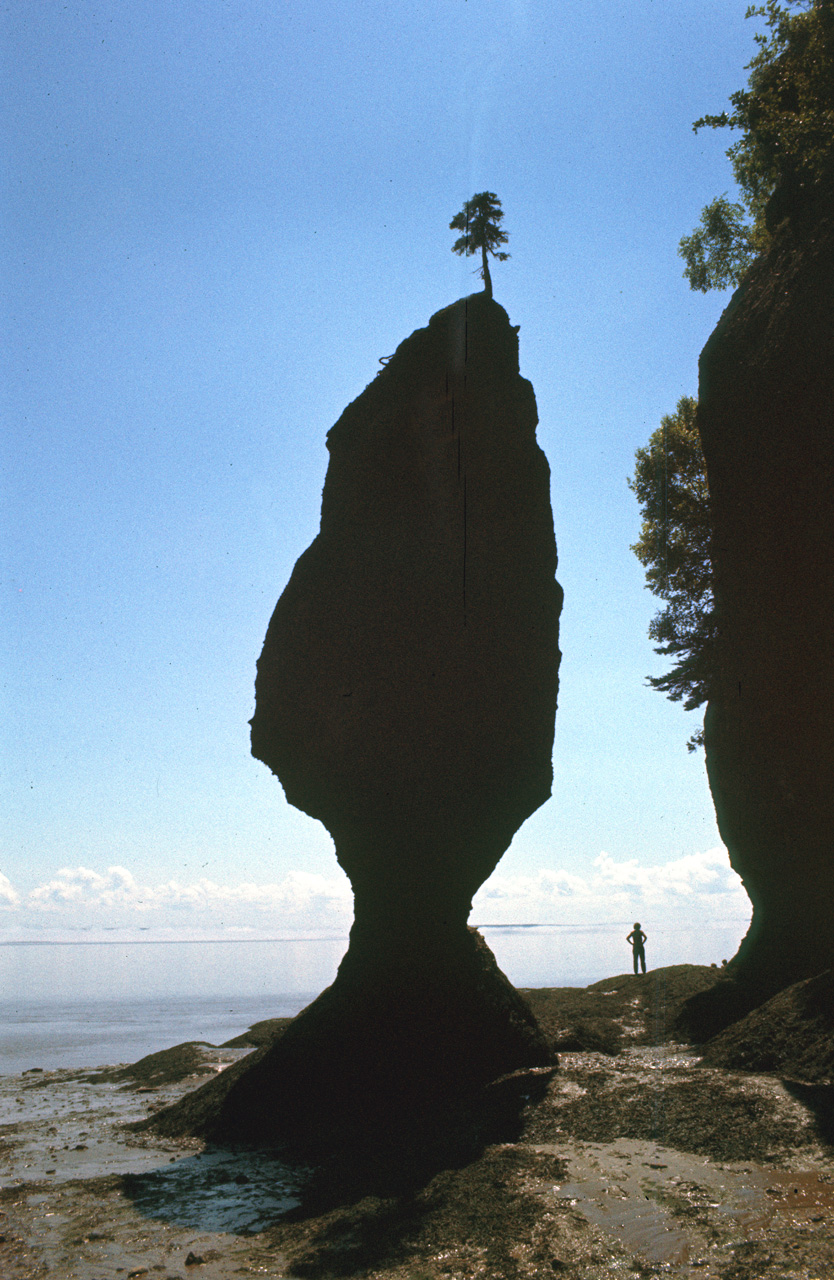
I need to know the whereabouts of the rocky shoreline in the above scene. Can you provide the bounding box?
[2,965,833,1279]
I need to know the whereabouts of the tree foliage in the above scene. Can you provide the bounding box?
[628,398,715,750]
[678,196,758,293]
[450,192,510,299]
[680,0,834,291]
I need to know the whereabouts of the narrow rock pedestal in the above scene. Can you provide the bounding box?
[153,294,562,1149]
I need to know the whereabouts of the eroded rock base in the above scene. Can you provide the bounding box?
[145,928,551,1157]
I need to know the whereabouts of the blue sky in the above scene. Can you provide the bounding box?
[3,0,758,945]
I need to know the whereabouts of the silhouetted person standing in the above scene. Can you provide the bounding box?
[627,922,647,974]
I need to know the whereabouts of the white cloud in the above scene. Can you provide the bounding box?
[473,848,750,925]
[0,848,750,937]
[475,867,588,903]
[590,848,739,899]
[0,865,352,939]
[25,864,353,915]
[0,871,20,908]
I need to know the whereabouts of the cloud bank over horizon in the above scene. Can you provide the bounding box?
[0,847,750,941]
[473,848,750,925]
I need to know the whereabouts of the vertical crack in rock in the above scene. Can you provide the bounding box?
[151,293,562,1149]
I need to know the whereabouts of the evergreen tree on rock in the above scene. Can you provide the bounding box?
[628,396,716,752]
[450,192,510,299]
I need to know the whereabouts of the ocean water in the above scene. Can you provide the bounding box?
[0,937,348,1076]
[0,922,748,1075]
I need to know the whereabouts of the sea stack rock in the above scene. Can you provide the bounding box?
[689,168,834,1034]
[215,294,560,1146]
[253,293,560,942]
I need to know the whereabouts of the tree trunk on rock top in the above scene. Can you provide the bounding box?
[165,293,561,1146]
[685,167,834,1037]
[481,247,493,298]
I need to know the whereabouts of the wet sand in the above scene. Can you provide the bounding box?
[2,971,833,1279]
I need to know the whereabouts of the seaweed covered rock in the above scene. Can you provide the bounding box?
[701,970,834,1083]
[691,166,834,1034]
[152,294,562,1150]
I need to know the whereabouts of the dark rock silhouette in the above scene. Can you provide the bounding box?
[149,293,561,1151]
[686,166,834,1037]
[701,969,834,1084]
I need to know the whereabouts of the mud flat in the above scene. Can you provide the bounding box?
[2,966,833,1279]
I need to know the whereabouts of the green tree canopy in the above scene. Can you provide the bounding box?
[628,397,715,750]
[450,192,510,299]
[678,196,758,294]
[680,0,834,292]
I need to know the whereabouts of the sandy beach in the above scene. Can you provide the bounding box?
[2,968,833,1280]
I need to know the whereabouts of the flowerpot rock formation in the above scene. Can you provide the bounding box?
[153,293,562,1148]
[686,167,834,1037]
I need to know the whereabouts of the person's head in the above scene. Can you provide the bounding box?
[633,922,641,930]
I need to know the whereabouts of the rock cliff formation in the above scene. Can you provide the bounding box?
[155,293,562,1149]
[687,167,834,1035]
